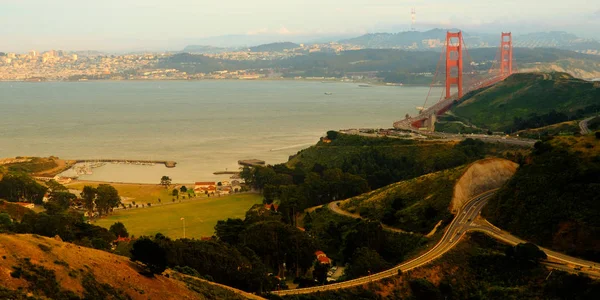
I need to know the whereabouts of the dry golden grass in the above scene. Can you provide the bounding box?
[0,234,256,299]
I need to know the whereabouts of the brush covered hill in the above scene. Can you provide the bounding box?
[483,135,600,261]
[286,133,522,190]
[0,234,258,300]
[340,158,517,234]
[442,72,600,133]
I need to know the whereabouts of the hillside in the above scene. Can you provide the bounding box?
[0,234,258,300]
[340,158,517,234]
[0,201,33,222]
[249,42,300,52]
[278,233,600,300]
[444,72,600,132]
[483,136,600,261]
[157,48,600,82]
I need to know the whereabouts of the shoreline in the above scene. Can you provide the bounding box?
[0,78,431,87]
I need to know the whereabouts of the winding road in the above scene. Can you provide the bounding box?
[579,116,598,135]
[272,190,600,296]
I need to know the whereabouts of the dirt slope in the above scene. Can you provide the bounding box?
[0,234,256,300]
[450,158,518,213]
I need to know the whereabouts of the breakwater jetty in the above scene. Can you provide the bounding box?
[74,159,177,168]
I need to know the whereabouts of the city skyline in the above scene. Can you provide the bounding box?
[0,0,598,52]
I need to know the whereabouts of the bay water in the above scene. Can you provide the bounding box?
[0,80,429,183]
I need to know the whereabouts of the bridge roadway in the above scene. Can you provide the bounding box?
[272,190,600,296]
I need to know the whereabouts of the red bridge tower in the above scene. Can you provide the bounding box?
[500,32,513,78]
[445,31,463,99]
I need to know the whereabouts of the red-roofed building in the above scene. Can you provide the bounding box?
[195,182,216,189]
[113,236,133,243]
[315,250,331,264]
[264,203,279,212]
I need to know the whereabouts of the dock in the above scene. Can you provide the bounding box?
[213,171,239,175]
[74,159,177,168]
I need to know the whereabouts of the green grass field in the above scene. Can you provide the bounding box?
[94,193,262,239]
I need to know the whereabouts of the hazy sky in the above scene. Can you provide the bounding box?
[0,0,598,52]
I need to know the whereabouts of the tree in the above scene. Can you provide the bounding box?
[43,191,76,214]
[160,176,172,189]
[215,218,245,245]
[81,186,97,218]
[109,222,129,238]
[344,247,390,279]
[172,189,179,199]
[507,242,547,263]
[326,130,339,140]
[180,186,187,193]
[130,237,167,274]
[46,180,67,192]
[0,212,12,231]
[95,184,121,216]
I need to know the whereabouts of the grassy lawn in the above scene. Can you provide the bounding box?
[94,193,262,239]
[66,181,189,205]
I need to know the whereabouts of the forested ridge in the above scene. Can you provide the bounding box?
[484,136,600,261]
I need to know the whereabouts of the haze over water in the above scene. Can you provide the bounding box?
[0,81,428,183]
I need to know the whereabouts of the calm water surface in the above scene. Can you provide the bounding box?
[0,81,429,183]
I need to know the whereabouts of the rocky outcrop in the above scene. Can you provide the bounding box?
[450,158,518,213]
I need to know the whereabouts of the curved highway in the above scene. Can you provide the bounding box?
[580,116,598,135]
[272,189,600,296]
[272,190,497,296]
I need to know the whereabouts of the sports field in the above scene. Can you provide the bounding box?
[94,193,262,239]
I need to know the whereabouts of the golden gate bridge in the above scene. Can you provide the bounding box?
[394,31,516,130]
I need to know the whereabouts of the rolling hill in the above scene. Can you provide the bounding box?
[443,72,600,132]
[0,234,259,299]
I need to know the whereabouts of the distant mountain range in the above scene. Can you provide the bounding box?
[339,30,600,54]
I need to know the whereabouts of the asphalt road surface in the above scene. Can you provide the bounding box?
[579,116,597,135]
[273,189,600,296]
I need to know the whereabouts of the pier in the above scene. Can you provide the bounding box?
[74,159,177,168]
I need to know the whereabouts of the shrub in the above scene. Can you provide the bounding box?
[38,244,51,253]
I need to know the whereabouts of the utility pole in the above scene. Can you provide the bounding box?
[181,217,186,238]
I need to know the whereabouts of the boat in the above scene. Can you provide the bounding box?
[324,92,333,95]
[358,84,371,88]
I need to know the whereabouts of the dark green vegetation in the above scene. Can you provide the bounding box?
[588,116,600,131]
[130,204,316,292]
[304,207,426,280]
[241,135,500,228]
[3,157,58,174]
[158,47,600,83]
[445,72,600,132]
[0,172,47,204]
[342,166,467,234]
[514,121,580,139]
[484,136,600,261]
[0,173,124,251]
[274,233,600,300]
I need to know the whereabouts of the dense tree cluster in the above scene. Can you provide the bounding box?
[305,208,426,280]
[80,184,121,218]
[243,136,486,223]
[0,173,47,204]
[484,137,600,261]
